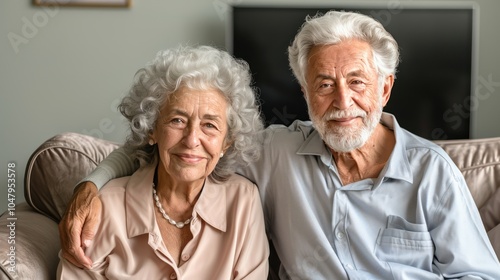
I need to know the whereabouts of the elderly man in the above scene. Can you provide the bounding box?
[60,11,500,279]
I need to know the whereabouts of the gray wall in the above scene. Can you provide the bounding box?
[1,0,500,213]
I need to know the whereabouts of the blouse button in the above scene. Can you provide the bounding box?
[170,272,177,279]
[181,254,190,261]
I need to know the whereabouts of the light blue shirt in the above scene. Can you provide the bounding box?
[88,113,500,279]
[240,113,500,279]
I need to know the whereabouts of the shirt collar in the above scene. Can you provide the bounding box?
[295,112,413,185]
[379,113,413,184]
[194,178,227,232]
[296,129,333,167]
[124,164,227,239]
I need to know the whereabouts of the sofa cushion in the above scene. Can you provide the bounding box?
[488,223,500,260]
[480,187,500,232]
[0,203,60,280]
[24,133,119,222]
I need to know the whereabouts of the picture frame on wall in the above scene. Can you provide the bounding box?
[33,0,131,8]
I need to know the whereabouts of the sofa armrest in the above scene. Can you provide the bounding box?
[0,203,60,280]
[25,132,120,222]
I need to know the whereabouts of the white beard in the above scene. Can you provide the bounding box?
[309,98,383,153]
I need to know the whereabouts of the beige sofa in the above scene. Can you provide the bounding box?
[1,132,499,279]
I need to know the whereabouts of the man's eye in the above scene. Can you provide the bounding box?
[316,83,335,96]
[350,80,367,91]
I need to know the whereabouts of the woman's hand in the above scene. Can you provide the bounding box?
[58,181,102,269]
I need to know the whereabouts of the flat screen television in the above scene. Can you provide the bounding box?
[227,3,478,140]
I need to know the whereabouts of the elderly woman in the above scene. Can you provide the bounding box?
[57,45,269,279]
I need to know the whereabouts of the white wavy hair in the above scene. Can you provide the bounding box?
[288,10,400,89]
[119,45,264,182]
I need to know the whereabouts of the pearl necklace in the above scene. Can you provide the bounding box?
[152,184,193,229]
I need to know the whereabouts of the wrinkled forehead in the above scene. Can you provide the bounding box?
[306,41,377,76]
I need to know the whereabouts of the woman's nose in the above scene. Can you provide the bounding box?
[182,125,201,148]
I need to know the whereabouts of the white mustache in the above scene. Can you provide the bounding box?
[323,108,367,121]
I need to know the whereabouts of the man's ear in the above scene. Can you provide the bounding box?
[382,75,394,107]
[301,86,311,103]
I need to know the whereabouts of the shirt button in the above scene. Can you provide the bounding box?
[336,232,345,240]
[170,272,177,279]
[346,264,354,270]
[181,254,190,261]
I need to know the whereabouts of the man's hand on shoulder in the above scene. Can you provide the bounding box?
[58,181,102,269]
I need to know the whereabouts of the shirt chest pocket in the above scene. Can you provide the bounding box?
[374,215,434,271]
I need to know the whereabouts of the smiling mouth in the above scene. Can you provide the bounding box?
[176,153,205,163]
[330,117,359,125]
[334,117,355,122]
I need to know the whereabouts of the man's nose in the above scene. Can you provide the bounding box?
[332,83,354,110]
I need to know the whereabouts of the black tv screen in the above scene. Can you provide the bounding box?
[228,4,477,140]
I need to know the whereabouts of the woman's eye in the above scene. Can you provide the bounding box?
[204,123,217,129]
[168,118,185,126]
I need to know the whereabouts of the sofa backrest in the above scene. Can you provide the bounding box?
[434,137,500,232]
[21,132,500,278]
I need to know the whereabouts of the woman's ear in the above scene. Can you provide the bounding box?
[148,131,156,146]
[222,139,233,155]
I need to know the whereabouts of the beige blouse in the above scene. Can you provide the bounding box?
[57,165,269,279]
